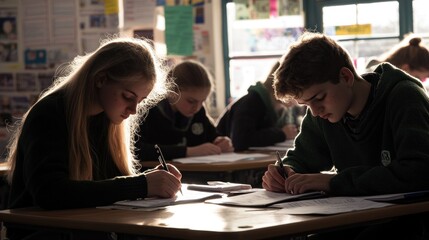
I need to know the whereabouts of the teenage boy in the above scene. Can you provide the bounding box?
[262,31,429,240]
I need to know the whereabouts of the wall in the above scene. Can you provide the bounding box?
[0,0,223,160]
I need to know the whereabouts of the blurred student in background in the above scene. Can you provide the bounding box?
[5,37,182,240]
[366,33,429,84]
[216,61,306,151]
[135,60,233,161]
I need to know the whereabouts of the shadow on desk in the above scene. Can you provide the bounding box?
[141,156,275,188]
[181,168,265,188]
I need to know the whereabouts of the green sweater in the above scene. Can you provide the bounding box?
[285,63,429,196]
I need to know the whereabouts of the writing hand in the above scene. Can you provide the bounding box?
[262,164,295,193]
[145,170,182,198]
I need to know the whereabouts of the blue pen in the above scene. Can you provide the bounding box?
[275,151,287,179]
[155,144,183,195]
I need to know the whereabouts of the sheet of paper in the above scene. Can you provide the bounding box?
[363,190,429,203]
[172,152,269,164]
[249,140,294,151]
[205,189,324,207]
[114,186,224,208]
[274,197,393,215]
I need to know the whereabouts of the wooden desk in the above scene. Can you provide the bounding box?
[141,156,275,187]
[1,201,429,240]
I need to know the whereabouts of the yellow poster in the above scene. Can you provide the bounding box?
[335,24,372,35]
[104,0,119,15]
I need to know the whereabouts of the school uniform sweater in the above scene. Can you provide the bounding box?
[286,63,429,195]
[8,90,148,210]
[135,99,219,161]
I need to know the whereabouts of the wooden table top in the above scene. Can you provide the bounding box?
[1,201,429,240]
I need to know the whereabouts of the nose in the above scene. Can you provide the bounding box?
[308,102,322,117]
[192,102,203,113]
[127,102,137,115]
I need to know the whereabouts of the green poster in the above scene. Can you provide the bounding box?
[165,6,194,56]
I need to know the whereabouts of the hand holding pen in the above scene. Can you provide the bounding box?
[155,144,183,195]
[275,151,288,179]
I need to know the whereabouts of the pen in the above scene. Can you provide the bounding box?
[155,144,183,195]
[275,151,287,179]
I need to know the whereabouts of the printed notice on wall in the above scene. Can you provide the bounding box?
[123,0,156,28]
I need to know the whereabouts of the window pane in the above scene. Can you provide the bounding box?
[339,39,399,74]
[413,0,429,34]
[226,2,304,56]
[323,2,399,39]
[226,1,305,101]
[229,58,278,101]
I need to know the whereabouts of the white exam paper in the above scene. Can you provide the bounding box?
[274,197,393,215]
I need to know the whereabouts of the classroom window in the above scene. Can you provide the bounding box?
[321,1,400,73]
[413,0,429,47]
[224,0,304,103]
[413,0,429,35]
[413,0,429,82]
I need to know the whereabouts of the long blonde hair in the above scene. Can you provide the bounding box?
[6,37,169,182]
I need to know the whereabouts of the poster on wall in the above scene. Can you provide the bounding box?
[123,0,156,28]
[0,7,18,64]
[165,6,193,56]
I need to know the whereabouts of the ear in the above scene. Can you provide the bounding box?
[339,67,354,87]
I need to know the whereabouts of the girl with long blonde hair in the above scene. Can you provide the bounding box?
[5,37,182,239]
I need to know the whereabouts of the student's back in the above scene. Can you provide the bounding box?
[216,62,304,151]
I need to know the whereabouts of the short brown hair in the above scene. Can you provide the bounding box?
[274,31,356,101]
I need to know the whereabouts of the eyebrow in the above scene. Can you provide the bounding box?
[300,92,318,103]
[125,89,145,102]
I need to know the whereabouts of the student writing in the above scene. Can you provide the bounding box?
[5,37,182,240]
[135,60,233,161]
[262,31,429,240]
